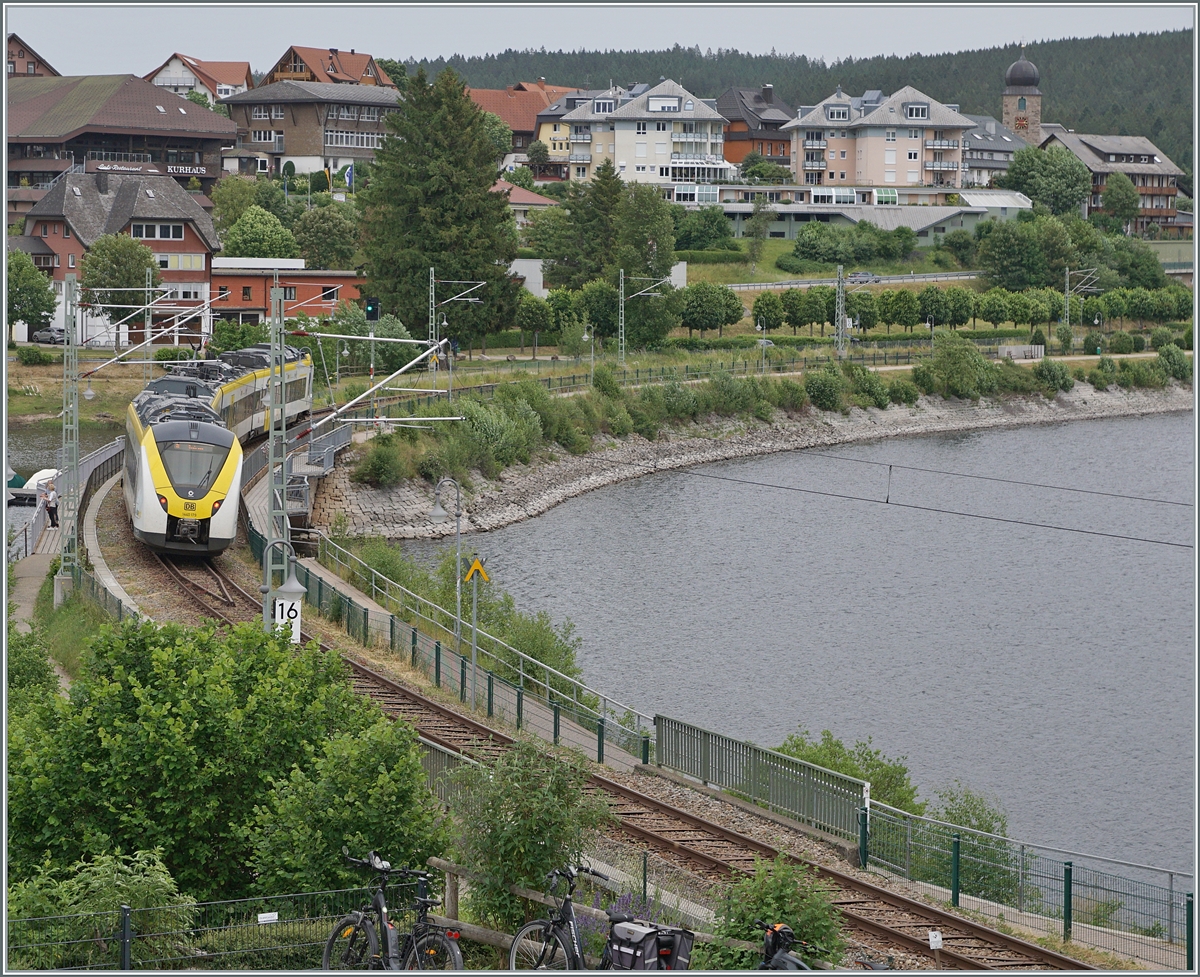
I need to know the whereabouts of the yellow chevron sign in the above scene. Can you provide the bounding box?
[464,558,489,583]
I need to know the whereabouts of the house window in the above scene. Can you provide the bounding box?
[906,105,928,120]
[218,286,230,300]
[242,286,253,301]
[656,121,667,131]
[635,164,646,172]
[514,136,523,148]
[253,130,274,143]
[28,62,36,73]
[908,150,919,161]
[827,105,849,121]
[637,122,647,135]
[909,128,921,139]
[839,172,846,180]
[132,224,184,239]
[282,286,297,300]
[272,105,285,119]
[324,130,384,149]
[684,100,693,110]
[1017,97,1026,111]
[68,254,75,268]
[361,106,379,121]
[553,123,559,132]
[828,150,836,160]
[339,104,358,119]
[659,166,670,176]
[886,129,896,142]
[40,223,48,237]
[575,166,587,178]
[6,62,13,74]
[53,254,60,267]
[321,285,340,300]
[594,99,614,113]
[907,170,918,182]
[252,105,270,119]
[840,150,846,159]
[257,158,270,173]
[154,254,206,270]
[635,142,647,158]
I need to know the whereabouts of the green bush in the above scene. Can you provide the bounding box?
[1107,331,1134,354]
[842,362,889,410]
[1086,369,1109,390]
[1131,334,1146,352]
[15,346,53,365]
[801,364,844,412]
[1182,325,1193,350]
[153,346,194,361]
[516,247,541,258]
[1029,327,1047,349]
[910,362,937,394]
[767,377,808,412]
[775,253,831,275]
[1156,343,1192,382]
[691,856,845,971]
[1032,358,1075,393]
[351,434,411,487]
[1081,332,1105,355]
[1056,323,1073,356]
[592,364,622,399]
[778,727,923,813]
[1150,326,1175,350]
[1117,358,1168,389]
[888,376,920,405]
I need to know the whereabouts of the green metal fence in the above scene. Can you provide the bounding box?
[654,716,868,841]
[864,802,1193,970]
[6,882,421,971]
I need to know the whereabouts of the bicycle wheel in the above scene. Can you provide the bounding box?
[402,931,464,970]
[509,921,573,970]
[324,915,379,970]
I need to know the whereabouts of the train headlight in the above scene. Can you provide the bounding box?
[211,498,223,514]
[157,494,169,512]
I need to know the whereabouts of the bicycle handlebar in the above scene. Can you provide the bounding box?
[343,852,434,882]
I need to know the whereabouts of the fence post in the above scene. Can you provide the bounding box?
[516,687,524,730]
[641,733,650,765]
[362,606,369,644]
[951,834,961,907]
[597,717,605,765]
[1185,892,1192,971]
[120,904,133,970]
[1169,872,1175,944]
[1063,861,1073,942]
[459,656,467,702]
[553,701,561,745]
[411,627,418,667]
[487,672,494,718]
[389,615,395,651]
[434,641,441,687]
[1018,844,1025,912]
[858,807,869,868]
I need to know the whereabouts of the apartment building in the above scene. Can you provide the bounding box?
[715,84,795,167]
[144,53,254,104]
[1039,130,1184,233]
[220,81,399,176]
[959,115,1023,187]
[210,258,360,325]
[532,86,628,181]
[783,85,972,192]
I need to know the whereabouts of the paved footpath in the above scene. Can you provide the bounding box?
[9,553,52,634]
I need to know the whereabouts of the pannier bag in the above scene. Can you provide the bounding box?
[654,925,695,970]
[609,921,661,970]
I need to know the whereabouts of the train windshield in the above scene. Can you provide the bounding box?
[159,442,230,496]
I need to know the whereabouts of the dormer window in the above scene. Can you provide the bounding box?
[827,104,849,121]
[684,100,693,110]
[905,104,928,120]
[594,99,614,113]
[648,96,680,112]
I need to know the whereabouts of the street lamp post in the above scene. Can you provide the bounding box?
[580,323,595,385]
[1094,312,1104,356]
[439,312,453,402]
[928,314,935,353]
[430,478,463,649]
[260,538,307,640]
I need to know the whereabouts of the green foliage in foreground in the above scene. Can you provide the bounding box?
[691,856,845,970]
[6,621,439,903]
[6,604,58,715]
[777,728,924,814]
[450,740,613,932]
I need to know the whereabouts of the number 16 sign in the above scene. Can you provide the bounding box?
[273,597,302,644]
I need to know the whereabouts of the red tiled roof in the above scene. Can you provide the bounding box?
[144,54,253,94]
[468,87,554,133]
[283,46,394,87]
[515,80,576,100]
[492,180,559,206]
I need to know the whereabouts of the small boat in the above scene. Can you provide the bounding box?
[7,467,58,506]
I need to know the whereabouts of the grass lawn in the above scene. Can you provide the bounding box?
[33,580,114,678]
[684,240,965,286]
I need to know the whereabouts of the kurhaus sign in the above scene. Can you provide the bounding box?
[85,160,164,175]
[167,164,211,176]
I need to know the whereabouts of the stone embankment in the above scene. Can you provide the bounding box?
[308,383,1194,540]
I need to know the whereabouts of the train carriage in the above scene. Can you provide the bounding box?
[123,344,311,555]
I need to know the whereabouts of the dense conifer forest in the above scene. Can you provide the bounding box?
[380,29,1193,175]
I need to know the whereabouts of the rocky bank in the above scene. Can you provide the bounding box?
[308,383,1194,540]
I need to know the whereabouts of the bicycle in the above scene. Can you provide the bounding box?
[323,850,464,970]
[509,865,692,971]
[754,920,826,971]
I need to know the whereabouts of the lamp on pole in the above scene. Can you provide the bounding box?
[439,312,453,401]
[260,538,307,641]
[1093,312,1104,355]
[580,322,595,385]
[927,314,935,353]
[430,477,463,649]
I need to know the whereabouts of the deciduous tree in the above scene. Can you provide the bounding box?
[681,281,727,337]
[997,145,1092,215]
[1101,171,1141,231]
[7,250,58,341]
[220,205,300,259]
[292,204,358,269]
[743,196,777,270]
[78,234,162,322]
[479,110,514,162]
[752,290,785,334]
[210,175,257,237]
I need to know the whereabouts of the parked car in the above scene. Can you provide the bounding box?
[31,325,64,344]
[847,271,882,283]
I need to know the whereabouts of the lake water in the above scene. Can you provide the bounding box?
[405,412,1195,871]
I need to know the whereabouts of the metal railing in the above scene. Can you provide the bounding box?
[307,423,353,473]
[655,717,868,840]
[864,803,1194,970]
[86,151,153,163]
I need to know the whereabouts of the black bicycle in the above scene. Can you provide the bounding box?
[509,865,692,971]
[323,851,463,970]
[754,920,826,971]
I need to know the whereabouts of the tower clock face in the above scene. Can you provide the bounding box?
[1014,116,1029,130]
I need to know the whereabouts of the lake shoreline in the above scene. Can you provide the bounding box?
[309,381,1195,539]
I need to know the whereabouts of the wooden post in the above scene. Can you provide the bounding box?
[444,868,459,921]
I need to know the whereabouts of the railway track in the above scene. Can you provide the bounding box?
[148,553,1090,971]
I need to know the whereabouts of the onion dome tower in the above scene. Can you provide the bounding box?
[1002,46,1043,145]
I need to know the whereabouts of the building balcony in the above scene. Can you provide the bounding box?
[924,160,959,171]
[803,159,827,170]
[570,132,592,143]
[568,153,591,163]
[89,151,153,163]
[803,139,826,149]
[153,76,197,89]
[670,153,726,163]
[925,139,959,149]
[672,131,718,142]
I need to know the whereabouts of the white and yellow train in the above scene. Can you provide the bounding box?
[123,344,312,554]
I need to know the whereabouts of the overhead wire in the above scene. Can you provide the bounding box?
[572,450,1194,551]
[806,451,1194,508]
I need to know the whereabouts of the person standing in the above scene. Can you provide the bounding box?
[45,481,59,528]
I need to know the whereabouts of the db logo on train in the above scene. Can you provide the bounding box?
[184,501,197,511]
